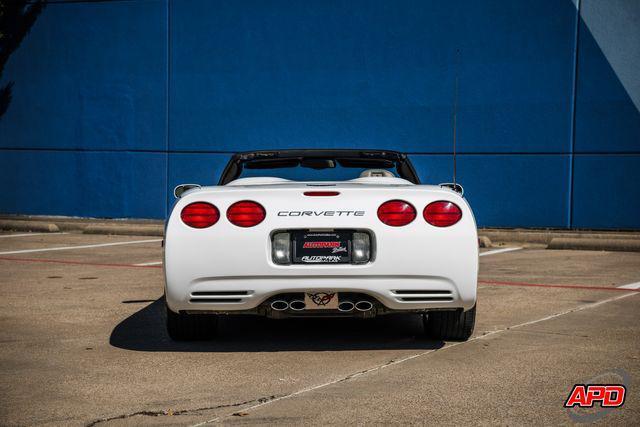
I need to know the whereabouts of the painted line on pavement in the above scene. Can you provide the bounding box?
[136,244,521,267]
[192,288,639,425]
[479,279,640,293]
[479,247,522,257]
[76,244,521,269]
[617,281,640,290]
[0,239,515,261]
[0,256,162,269]
[0,232,68,239]
[0,239,162,255]
[0,256,632,294]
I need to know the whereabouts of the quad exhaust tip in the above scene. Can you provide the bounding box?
[289,300,306,311]
[271,299,370,312]
[270,300,289,311]
[338,301,355,312]
[355,300,374,312]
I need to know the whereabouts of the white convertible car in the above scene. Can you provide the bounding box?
[164,150,478,341]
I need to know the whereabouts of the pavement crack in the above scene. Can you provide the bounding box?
[510,329,589,338]
[193,356,430,425]
[336,359,398,384]
[335,368,370,383]
[193,292,639,425]
[85,395,281,427]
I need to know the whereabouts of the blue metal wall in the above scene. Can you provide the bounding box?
[1,0,639,228]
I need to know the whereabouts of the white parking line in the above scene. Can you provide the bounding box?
[135,245,518,271]
[617,281,640,290]
[0,239,162,255]
[138,246,517,268]
[133,261,163,266]
[133,245,522,268]
[137,246,521,268]
[193,287,639,425]
[130,246,519,270]
[479,247,522,257]
[0,232,68,239]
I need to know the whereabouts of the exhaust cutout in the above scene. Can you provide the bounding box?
[289,300,306,311]
[338,301,355,312]
[270,300,289,311]
[355,300,373,312]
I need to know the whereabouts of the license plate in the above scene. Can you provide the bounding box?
[304,291,339,310]
[292,231,351,264]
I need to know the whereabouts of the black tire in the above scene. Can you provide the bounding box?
[166,303,218,341]
[424,305,476,341]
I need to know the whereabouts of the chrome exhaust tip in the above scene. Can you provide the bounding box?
[338,301,355,312]
[270,300,289,311]
[289,300,306,311]
[355,300,373,312]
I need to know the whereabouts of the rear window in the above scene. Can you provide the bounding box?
[218,151,420,185]
[238,164,398,181]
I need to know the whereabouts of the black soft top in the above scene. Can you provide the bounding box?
[218,149,420,185]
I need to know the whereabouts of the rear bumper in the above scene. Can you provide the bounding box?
[165,188,479,315]
[165,274,477,313]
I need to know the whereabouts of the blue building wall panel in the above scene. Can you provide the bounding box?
[574,0,640,153]
[411,154,570,228]
[0,0,639,228]
[572,155,640,229]
[0,150,166,218]
[170,0,576,154]
[0,0,168,151]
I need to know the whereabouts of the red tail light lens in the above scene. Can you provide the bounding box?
[377,200,416,226]
[227,201,266,227]
[181,202,220,228]
[423,201,462,227]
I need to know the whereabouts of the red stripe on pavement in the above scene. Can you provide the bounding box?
[479,279,639,292]
[0,256,636,293]
[0,256,162,269]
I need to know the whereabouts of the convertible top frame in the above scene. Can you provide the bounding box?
[218,149,421,185]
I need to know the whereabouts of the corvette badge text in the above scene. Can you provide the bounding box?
[278,210,365,217]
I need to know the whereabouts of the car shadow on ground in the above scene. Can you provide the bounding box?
[109,298,445,352]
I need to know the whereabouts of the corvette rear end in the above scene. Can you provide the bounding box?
[164,150,478,341]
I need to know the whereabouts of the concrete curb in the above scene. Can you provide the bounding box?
[0,219,163,236]
[0,220,60,233]
[53,222,90,232]
[2,216,639,246]
[83,225,164,237]
[478,236,492,248]
[481,229,640,245]
[547,238,640,252]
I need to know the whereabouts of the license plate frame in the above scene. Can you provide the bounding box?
[291,230,352,264]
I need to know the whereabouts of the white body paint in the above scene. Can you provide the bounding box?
[164,177,478,314]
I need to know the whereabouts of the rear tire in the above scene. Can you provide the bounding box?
[166,303,218,341]
[424,305,476,341]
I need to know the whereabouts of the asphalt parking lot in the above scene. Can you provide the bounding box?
[0,232,638,426]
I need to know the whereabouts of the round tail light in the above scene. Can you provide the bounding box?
[227,201,266,227]
[181,202,220,228]
[377,200,416,226]
[423,201,462,227]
